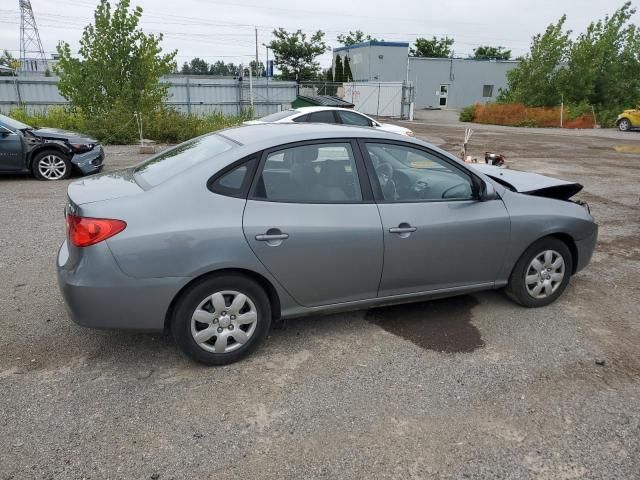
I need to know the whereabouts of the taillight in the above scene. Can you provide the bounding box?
[66,214,126,247]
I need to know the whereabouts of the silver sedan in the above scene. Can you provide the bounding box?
[57,124,598,365]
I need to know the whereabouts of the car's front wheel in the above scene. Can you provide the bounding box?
[171,274,271,365]
[618,118,632,132]
[32,150,72,181]
[505,237,573,308]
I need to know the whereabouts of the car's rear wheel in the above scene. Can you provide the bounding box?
[505,237,573,308]
[171,274,271,365]
[32,150,72,181]
[618,118,632,132]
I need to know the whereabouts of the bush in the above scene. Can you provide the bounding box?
[595,108,621,128]
[472,103,595,128]
[7,107,247,144]
[459,105,476,122]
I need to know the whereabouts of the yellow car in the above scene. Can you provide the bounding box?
[616,109,640,131]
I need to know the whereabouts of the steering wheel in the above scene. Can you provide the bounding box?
[441,182,470,199]
[375,162,397,200]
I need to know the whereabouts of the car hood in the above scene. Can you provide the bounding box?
[67,168,143,206]
[470,164,583,200]
[30,127,98,144]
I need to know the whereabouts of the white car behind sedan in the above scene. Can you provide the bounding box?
[244,106,414,137]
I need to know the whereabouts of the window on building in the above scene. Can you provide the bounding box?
[483,85,494,98]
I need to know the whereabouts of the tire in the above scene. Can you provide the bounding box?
[618,118,632,132]
[32,150,72,181]
[505,237,573,308]
[171,274,271,365]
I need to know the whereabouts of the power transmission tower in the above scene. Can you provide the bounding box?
[19,0,47,74]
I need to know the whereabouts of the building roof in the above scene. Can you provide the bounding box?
[295,95,355,107]
[408,56,520,64]
[333,41,410,53]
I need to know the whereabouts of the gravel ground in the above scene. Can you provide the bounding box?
[1,119,639,479]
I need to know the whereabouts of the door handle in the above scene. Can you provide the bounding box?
[255,233,289,241]
[389,226,417,234]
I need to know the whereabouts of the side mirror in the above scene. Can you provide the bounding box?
[0,126,13,137]
[480,180,497,201]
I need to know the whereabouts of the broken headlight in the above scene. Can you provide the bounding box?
[70,143,95,153]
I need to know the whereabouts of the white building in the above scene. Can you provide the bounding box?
[332,41,520,110]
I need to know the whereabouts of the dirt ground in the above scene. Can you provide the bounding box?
[1,116,639,479]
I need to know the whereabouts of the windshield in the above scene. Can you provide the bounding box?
[257,109,299,122]
[0,113,31,131]
[133,133,235,188]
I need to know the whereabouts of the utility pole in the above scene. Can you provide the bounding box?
[255,27,259,77]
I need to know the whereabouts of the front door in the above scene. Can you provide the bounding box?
[243,140,383,307]
[438,84,449,108]
[0,126,24,171]
[361,141,510,297]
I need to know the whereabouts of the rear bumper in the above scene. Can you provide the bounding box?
[57,240,187,331]
[71,145,104,175]
[575,225,598,273]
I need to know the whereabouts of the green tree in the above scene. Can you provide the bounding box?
[249,60,266,77]
[473,45,511,60]
[558,2,639,110]
[334,54,345,83]
[325,67,334,83]
[336,31,381,46]
[0,50,19,75]
[343,55,353,82]
[268,28,327,81]
[500,16,571,106]
[181,57,210,75]
[410,36,454,58]
[55,0,176,116]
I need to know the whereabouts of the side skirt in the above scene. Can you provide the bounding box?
[280,282,498,320]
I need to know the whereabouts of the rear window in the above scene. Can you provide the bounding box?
[133,134,235,188]
[257,109,299,122]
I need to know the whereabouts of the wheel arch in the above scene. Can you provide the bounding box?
[164,267,282,333]
[512,232,578,277]
[27,143,71,168]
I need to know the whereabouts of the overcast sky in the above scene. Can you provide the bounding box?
[1,0,637,69]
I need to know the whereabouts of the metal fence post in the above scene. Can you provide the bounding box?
[14,76,23,108]
[186,76,191,115]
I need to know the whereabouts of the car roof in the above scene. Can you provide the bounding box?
[294,106,364,113]
[220,123,410,149]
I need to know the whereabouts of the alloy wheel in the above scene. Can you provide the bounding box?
[619,119,631,132]
[190,290,258,354]
[525,250,565,299]
[38,154,67,180]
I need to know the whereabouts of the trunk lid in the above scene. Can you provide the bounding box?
[470,164,583,200]
[67,169,144,205]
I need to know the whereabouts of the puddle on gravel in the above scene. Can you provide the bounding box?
[365,295,483,353]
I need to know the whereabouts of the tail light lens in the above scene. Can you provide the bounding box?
[66,214,126,247]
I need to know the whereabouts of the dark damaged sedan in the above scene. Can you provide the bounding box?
[0,113,104,180]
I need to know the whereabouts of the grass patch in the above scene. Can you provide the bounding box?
[8,107,249,144]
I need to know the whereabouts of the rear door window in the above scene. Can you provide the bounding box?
[252,143,362,203]
[338,110,372,127]
[306,111,338,124]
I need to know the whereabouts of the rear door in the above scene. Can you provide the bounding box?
[242,140,383,307]
[361,140,510,296]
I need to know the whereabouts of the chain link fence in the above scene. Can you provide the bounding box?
[298,81,415,120]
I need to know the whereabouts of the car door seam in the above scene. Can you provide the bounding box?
[240,198,305,308]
